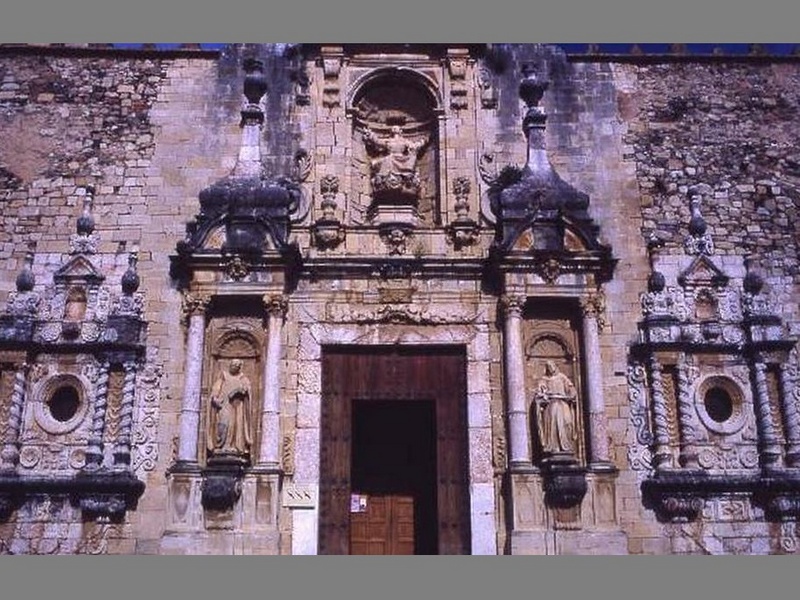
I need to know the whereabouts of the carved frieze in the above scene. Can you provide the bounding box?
[325,302,478,325]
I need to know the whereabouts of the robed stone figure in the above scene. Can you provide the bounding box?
[207,359,252,461]
[534,360,578,456]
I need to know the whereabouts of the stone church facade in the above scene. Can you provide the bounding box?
[1,43,799,554]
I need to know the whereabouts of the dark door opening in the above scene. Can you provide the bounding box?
[350,399,438,555]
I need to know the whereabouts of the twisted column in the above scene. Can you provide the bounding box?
[648,355,673,470]
[177,293,210,465]
[1,363,28,471]
[258,294,287,468]
[675,354,700,470]
[113,360,137,469]
[501,294,531,468]
[84,360,110,471]
[752,357,783,469]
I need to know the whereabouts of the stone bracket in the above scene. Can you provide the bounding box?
[642,470,800,523]
[541,458,587,509]
[0,471,145,522]
[201,463,245,512]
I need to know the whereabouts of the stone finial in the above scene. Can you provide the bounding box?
[15,243,36,292]
[121,252,140,295]
[684,185,714,255]
[241,56,267,125]
[76,193,96,236]
[519,63,548,137]
[687,187,708,237]
[743,254,765,295]
[646,234,666,292]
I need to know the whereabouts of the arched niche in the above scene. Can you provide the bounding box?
[200,322,264,466]
[525,331,586,465]
[347,68,443,226]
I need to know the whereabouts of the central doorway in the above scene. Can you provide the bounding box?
[319,345,471,554]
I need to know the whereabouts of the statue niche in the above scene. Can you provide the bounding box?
[534,359,578,457]
[525,331,586,465]
[206,358,252,462]
[351,73,439,225]
[204,327,261,467]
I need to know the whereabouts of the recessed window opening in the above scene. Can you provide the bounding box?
[48,385,81,422]
[704,387,734,423]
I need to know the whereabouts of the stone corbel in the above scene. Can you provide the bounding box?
[446,176,480,250]
[541,457,588,509]
[312,175,345,251]
[201,462,245,512]
[320,46,344,108]
[446,48,470,110]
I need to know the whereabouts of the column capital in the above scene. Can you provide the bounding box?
[500,294,526,317]
[579,290,607,331]
[263,294,288,318]
[181,292,211,320]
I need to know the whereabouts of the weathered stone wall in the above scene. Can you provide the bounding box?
[1,45,799,554]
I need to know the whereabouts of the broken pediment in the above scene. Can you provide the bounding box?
[52,255,105,286]
[677,255,729,289]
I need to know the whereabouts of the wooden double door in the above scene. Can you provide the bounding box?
[319,346,471,554]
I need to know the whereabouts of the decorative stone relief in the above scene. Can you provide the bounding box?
[446,49,469,110]
[312,175,345,250]
[379,225,413,255]
[132,361,161,475]
[478,64,498,109]
[320,46,343,108]
[362,125,429,205]
[446,176,480,249]
[325,302,479,325]
[626,362,654,476]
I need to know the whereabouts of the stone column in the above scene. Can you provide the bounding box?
[675,353,701,470]
[501,294,531,468]
[648,355,673,470]
[113,360,137,469]
[779,364,800,468]
[177,293,210,465]
[751,356,783,470]
[580,293,614,470]
[84,359,110,471]
[0,362,28,472]
[258,294,287,469]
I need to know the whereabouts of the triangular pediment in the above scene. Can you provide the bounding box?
[53,255,105,285]
[678,255,729,288]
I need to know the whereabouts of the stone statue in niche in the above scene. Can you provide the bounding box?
[207,359,252,462]
[362,125,430,204]
[534,360,578,456]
